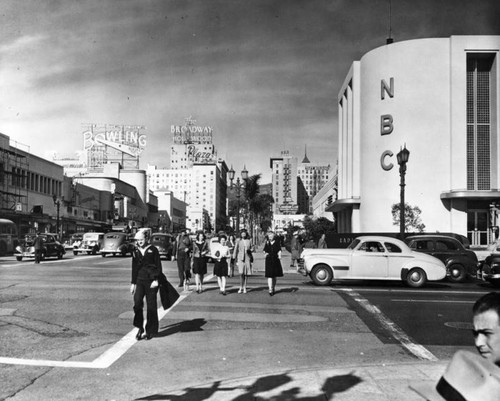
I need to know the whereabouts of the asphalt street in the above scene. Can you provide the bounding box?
[0,250,494,400]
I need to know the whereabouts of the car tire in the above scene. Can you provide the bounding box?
[16,256,22,261]
[448,264,467,283]
[406,267,427,288]
[101,253,106,258]
[57,252,63,260]
[92,248,97,255]
[73,251,78,256]
[490,279,500,288]
[311,264,333,286]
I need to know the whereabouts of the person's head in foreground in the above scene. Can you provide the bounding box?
[473,291,500,366]
[134,231,149,248]
[410,350,500,400]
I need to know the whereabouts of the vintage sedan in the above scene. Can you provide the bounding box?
[299,236,446,288]
[478,240,500,286]
[406,235,478,283]
[14,233,65,261]
[73,232,104,255]
[100,232,135,257]
[150,233,174,260]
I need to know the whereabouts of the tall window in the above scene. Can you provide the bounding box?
[467,54,495,190]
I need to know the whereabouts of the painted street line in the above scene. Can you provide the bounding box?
[339,288,438,362]
[335,287,488,295]
[0,292,189,369]
[391,299,475,304]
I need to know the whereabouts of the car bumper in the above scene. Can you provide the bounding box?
[298,259,308,276]
[14,252,35,258]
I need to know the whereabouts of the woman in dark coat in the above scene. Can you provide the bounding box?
[263,231,283,296]
[130,230,162,340]
[192,232,209,293]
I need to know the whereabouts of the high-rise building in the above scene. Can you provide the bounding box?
[297,148,331,214]
[147,117,228,232]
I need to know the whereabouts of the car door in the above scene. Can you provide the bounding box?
[45,235,55,256]
[350,240,389,278]
[385,240,412,278]
[431,239,456,265]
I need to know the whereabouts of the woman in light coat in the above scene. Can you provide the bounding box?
[232,229,253,294]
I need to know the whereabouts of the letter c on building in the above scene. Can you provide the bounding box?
[381,150,394,171]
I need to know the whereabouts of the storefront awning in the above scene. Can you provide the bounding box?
[440,190,500,200]
[326,197,361,213]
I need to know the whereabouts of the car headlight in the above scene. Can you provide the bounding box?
[15,246,22,252]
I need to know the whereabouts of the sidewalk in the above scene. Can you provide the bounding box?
[133,361,447,400]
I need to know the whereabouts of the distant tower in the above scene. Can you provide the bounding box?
[302,145,310,164]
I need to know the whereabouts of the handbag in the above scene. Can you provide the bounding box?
[246,249,254,263]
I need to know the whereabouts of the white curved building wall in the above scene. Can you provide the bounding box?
[335,36,500,240]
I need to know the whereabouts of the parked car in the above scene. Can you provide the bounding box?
[150,233,174,260]
[14,233,65,261]
[63,233,83,251]
[478,240,500,287]
[299,236,446,288]
[73,232,105,255]
[405,235,478,283]
[100,232,135,257]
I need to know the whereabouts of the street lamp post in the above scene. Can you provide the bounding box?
[52,194,61,241]
[228,165,248,233]
[396,145,410,240]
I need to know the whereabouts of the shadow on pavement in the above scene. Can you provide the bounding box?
[134,371,362,400]
[156,318,206,337]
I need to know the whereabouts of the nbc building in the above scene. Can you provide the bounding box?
[331,35,500,247]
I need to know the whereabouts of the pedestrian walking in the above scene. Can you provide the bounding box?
[227,234,236,277]
[130,230,162,341]
[192,232,209,294]
[175,229,192,290]
[317,233,327,249]
[33,232,43,264]
[290,231,303,271]
[263,231,283,296]
[233,229,253,294]
[213,235,230,295]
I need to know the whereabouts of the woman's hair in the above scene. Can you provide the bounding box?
[239,230,248,238]
[196,232,206,241]
[219,234,227,241]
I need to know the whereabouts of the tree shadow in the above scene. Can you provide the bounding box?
[155,318,206,338]
[134,371,362,400]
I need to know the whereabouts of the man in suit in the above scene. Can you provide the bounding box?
[33,232,42,264]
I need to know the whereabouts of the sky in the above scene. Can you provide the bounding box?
[1,0,499,183]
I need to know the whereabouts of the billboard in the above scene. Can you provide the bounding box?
[83,124,146,170]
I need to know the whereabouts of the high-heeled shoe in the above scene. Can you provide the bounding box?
[135,328,144,340]
[145,333,153,340]
[269,290,273,296]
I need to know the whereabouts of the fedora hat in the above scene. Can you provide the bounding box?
[410,350,500,400]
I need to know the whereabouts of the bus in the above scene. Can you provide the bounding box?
[0,219,17,256]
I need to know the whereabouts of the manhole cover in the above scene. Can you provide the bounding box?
[445,322,473,330]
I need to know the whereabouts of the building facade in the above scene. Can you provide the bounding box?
[270,151,299,215]
[331,35,500,246]
[312,173,337,221]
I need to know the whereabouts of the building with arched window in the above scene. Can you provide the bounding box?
[331,36,500,246]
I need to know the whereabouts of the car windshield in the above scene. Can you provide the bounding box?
[151,236,167,243]
[105,234,124,239]
[347,239,360,249]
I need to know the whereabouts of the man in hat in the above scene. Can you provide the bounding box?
[33,232,43,264]
[290,231,303,271]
